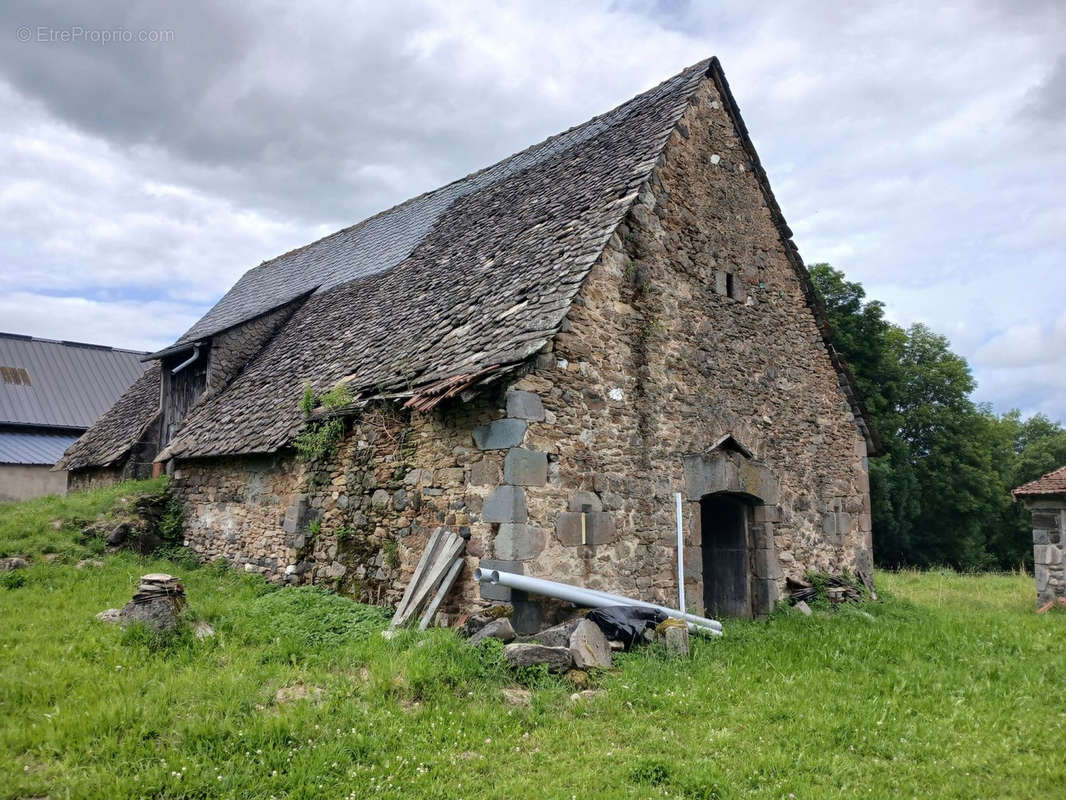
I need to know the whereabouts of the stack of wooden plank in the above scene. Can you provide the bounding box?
[787,572,872,605]
[389,528,466,630]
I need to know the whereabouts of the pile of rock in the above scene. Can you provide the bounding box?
[504,618,613,673]
[0,556,29,572]
[463,605,690,676]
[97,573,186,631]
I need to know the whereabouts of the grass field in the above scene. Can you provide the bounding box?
[1,484,1064,799]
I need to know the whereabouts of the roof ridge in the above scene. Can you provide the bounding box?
[0,331,148,355]
[248,59,715,276]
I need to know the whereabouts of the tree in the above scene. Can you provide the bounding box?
[809,263,1061,570]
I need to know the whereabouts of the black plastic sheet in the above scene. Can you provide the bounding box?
[586,606,669,648]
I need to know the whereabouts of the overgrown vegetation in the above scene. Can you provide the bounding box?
[0,477,167,561]
[1,484,1064,798]
[294,380,355,462]
[811,264,1066,570]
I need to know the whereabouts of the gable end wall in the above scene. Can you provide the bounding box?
[168,74,871,622]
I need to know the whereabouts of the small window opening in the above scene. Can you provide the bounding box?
[725,272,735,298]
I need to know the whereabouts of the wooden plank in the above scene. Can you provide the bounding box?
[418,557,464,631]
[394,535,465,627]
[390,527,445,627]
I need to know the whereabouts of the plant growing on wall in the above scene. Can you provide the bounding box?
[294,381,355,462]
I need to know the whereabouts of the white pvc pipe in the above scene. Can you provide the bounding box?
[473,567,722,636]
[675,492,686,616]
[545,580,722,633]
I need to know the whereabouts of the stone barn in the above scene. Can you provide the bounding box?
[1013,466,1066,609]
[59,58,878,625]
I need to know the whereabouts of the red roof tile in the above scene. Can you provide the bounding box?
[1013,466,1066,497]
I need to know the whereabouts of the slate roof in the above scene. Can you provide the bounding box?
[0,333,148,429]
[0,430,80,465]
[148,59,709,459]
[1013,466,1066,497]
[56,364,161,470]
[65,57,877,467]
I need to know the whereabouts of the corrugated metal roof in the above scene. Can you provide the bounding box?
[0,430,80,465]
[0,333,149,429]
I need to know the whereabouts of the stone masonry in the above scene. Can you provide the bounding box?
[171,73,872,622]
[1026,501,1066,606]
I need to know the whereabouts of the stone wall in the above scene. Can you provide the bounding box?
[170,454,302,575]
[68,466,123,493]
[168,71,872,624]
[1023,499,1065,606]
[204,302,300,401]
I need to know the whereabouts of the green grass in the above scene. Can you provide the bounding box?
[1,483,1063,798]
[0,477,167,561]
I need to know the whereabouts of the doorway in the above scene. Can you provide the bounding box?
[700,493,752,618]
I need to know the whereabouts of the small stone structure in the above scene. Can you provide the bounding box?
[98,573,186,631]
[1013,466,1066,608]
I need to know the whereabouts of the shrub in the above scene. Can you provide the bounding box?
[0,570,27,590]
[630,759,671,786]
[158,497,184,544]
[237,586,390,663]
[294,417,345,463]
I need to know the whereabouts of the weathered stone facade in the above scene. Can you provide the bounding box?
[1023,500,1065,606]
[171,77,872,624]
[1013,467,1066,608]
[71,61,876,627]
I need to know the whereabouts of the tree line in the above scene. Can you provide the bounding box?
[809,264,1066,570]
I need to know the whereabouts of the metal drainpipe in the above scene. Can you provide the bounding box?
[170,343,201,375]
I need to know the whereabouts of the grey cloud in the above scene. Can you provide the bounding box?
[0,0,1064,421]
[1026,54,1066,122]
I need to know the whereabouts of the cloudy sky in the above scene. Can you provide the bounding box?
[1,0,1063,421]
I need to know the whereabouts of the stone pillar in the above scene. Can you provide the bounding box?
[1024,499,1066,607]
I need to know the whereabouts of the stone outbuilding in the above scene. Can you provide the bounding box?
[58,58,878,625]
[1013,466,1066,608]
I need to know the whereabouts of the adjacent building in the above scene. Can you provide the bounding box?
[1013,466,1066,608]
[0,333,148,501]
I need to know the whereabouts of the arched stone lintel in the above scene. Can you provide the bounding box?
[682,450,780,506]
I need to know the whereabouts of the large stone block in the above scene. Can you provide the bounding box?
[568,490,603,512]
[569,619,612,669]
[556,511,617,546]
[483,486,528,523]
[503,448,548,486]
[504,643,573,673]
[753,578,779,616]
[753,547,782,580]
[478,559,522,601]
[467,618,516,646]
[473,419,527,450]
[682,451,780,505]
[495,523,547,560]
[506,390,545,421]
[531,619,581,647]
